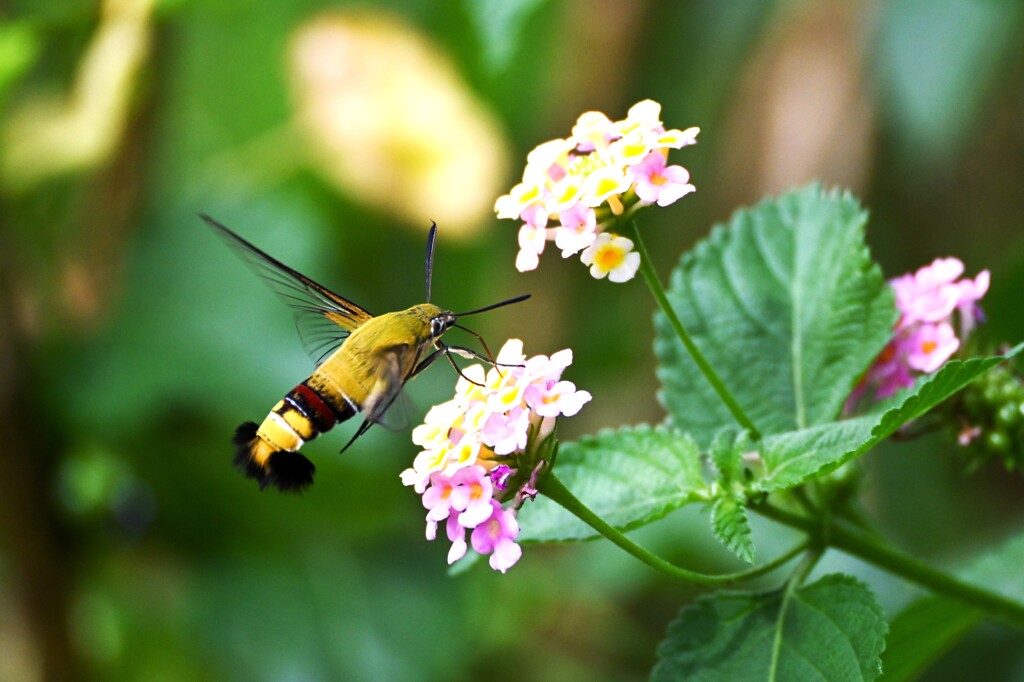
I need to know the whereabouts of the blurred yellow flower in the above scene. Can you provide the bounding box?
[0,0,154,193]
[288,13,509,237]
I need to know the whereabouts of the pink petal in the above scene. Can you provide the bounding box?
[488,538,522,573]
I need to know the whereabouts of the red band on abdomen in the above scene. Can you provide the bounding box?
[293,383,339,429]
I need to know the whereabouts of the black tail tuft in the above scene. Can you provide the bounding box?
[231,421,315,493]
[232,422,265,481]
[264,450,316,493]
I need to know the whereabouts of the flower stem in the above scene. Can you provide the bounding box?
[623,220,761,440]
[539,473,805,586]
[756,502,1024,630]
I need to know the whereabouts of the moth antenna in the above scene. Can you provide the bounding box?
[424,221,437,303]
[453,293,530,317]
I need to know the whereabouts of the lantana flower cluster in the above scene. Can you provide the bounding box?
[861,258,989,399]
[494,99,699,283]
[400,339,592,572]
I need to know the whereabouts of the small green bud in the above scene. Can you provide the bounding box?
[1002,381,1022,402]
[984,368,1005,387]
[986,429,1011,453]
[997,402,1020,427]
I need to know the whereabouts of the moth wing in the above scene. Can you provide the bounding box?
[361,346,415,431]
[202,214,374,364]
[336,347,415,455]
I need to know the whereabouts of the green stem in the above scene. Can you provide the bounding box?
[768,545,825,678]
[540,474,805,586]
[756,502,1024,630]
[790,486,819,517]
[622,220,761,440]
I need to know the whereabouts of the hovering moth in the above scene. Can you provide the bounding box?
[203,215,528,492]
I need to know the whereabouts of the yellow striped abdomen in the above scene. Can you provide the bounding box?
[234,379,357,492]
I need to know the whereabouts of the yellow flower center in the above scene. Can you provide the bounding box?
[568,152,604,177]
[921,340,937,354]
[595,244,626,271]
[592,175,622,197]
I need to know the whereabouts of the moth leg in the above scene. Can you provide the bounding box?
[409,348,442,379]
[444,344,523,368]
[338,419,374,455]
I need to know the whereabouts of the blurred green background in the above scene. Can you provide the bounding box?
[2,0,1024,679]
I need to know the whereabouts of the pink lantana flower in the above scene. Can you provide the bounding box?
[525,380,592,418]
[495,99,698,282]
[555,203,598,257]
[400,339,592,572]
[863,343,915,400]
[855,258,989,401]
[906,322,959,373]
[442,515,467,565]
[471,501,523,573]
[489,464,513,490]
[630,152,696,207]
[514,205,550,272]
[450,465,495,528]
[482,406,530,456]
[892,258,965,324]
[422,471,458,522]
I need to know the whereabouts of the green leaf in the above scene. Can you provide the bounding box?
[757,417,877,492]
[522,347,1020,545]
[710,495,755,565]
[756,346,1023,491]
[652,574,887,682]
[709,427,750,484]
[517,425,705,543]
[656,184,896,448]
[870,346,1023,436]
[880,598,980,682]
[882,532,1024,681]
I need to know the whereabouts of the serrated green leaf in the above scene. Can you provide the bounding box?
[757,417,877,492]
[652,574,887,682]
[518,425,705,543]
[882,532,1024,681]
[710,496,755,564]
[756,345,1023,491]
[656,184,896,448]
[709,427,747,484]
[871,346,1022,433]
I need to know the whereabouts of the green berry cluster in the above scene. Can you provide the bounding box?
[956,363,1024,471]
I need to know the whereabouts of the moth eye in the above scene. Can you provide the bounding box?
[431,318,445,337]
